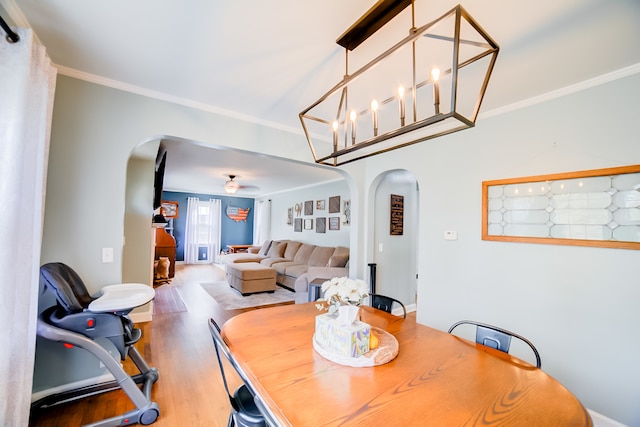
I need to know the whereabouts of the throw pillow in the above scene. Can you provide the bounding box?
[326,254,349,268]
[267,241,286,258]
[258,240,273,256]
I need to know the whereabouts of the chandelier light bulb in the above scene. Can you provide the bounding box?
[350,110,357,145]
[397,86,405,126]
[332,120,339,149]
[371,100,379,136]
[430,67,440,82]
[431,67,441,115]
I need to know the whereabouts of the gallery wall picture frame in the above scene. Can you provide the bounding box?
[329,217,340,231]
[329,196,341,213]
[294,218,303,232]
[316,200,325,210]
[161,201,179,218]
[304,200,314,216]
[343,200,351,225]
[304,219,313,230]
[316,217,327,233]
[482,164,640,250]
[390,194,404,236]
[287,207,293,225]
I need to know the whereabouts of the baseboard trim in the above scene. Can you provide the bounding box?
[130,303,153,323]
[402,303,417,316]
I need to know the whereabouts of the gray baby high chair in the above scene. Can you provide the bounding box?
[33,262,160,426]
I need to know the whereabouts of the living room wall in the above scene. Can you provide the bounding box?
[261,178,350,248]
[161,190,255,261]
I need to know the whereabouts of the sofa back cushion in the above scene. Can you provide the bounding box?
[266,241,287,258]
[308,246,336,267]
[332,246,349,258]
[283,241,303,260]
[326,254,349,268]
[293,244,316,264]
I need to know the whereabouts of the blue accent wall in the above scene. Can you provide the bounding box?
[161,191,254,261]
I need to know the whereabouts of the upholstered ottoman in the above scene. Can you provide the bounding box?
[227,263,277,295]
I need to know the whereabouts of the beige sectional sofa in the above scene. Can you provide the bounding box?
[221,239,349,303]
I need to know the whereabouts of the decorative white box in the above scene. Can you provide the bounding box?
[315,313,370,357]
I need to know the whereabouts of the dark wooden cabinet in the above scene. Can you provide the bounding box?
[154,227,176,278]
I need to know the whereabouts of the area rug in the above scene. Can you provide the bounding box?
[153,285,187,314]
[200,281,294,310]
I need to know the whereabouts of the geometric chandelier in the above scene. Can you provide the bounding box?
[299,0,499,166]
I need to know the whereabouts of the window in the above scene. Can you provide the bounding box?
[185,198,221,263]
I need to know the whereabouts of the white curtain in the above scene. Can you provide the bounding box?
[184,197,221,264]
[184,197,200,264]
[253,199,271,245]
[0,28,57,425]
[209,199,222,261]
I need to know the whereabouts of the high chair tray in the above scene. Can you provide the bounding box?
[89,283,155,313]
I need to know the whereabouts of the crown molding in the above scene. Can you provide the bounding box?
[55,64,305,137]
[480,63,640,120]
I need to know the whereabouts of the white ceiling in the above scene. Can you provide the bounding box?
[4,0,639,195]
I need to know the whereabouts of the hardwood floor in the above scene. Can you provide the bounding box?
[28,264,291,427]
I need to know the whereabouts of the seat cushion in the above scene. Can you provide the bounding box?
[272,261,295,275]
[260,257,289,267]
[284,264,309,278]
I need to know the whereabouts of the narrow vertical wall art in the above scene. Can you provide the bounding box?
[390,194,404,236]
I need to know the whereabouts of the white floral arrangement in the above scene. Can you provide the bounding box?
[316,277,369,315]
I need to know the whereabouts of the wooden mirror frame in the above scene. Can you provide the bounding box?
[482,165,640,250]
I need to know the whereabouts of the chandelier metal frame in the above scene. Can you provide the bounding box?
[299,0,499,166]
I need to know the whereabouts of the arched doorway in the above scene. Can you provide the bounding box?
[370,170,419,312]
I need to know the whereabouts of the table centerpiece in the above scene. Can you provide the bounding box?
[314,277,370,358]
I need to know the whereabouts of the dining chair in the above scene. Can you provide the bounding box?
[370,294,407,318]
[208,318,266,427]
[448,320,542,368]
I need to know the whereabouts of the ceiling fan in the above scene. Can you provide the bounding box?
[223,174,260,195]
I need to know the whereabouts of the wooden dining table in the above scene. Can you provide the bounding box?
[221,303,592,426]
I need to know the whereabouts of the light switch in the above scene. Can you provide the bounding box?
[102,247,114,263]
[378,243,384,252]
[444,230,458,241]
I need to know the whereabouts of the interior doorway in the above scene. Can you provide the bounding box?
[370,170,419,311]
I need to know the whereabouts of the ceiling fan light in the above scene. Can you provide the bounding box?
[225,178,240,194]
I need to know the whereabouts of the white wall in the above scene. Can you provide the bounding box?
[344,72,640,425]
[36,75,314,392]
[123,154,157,319]
[371,170,418,306]
[38,70,640,424]
[262,178,350,248]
